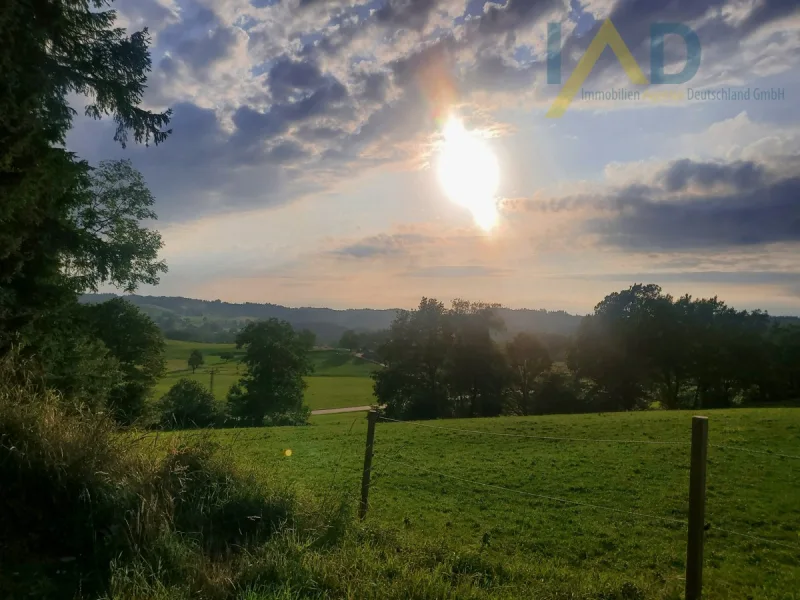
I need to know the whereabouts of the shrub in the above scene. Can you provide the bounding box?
[0,360,322,598]
[0,371,145,594]
[158,378,218,429]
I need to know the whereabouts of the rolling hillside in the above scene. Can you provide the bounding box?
[81,293,585,343]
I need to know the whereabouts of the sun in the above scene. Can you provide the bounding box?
[436,116,500,230]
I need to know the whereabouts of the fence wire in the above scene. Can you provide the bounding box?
[377,455,800,553]
[708,526,800,551]
[378,416,800,460]
[373,426,800,553]
[378,416,690,445]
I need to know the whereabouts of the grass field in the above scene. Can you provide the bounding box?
[188,408,800,599]
[156,340,378,411]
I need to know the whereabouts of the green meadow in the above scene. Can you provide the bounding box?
[173,408,800,599]
[156,339,379,411]
[151,340,800,598]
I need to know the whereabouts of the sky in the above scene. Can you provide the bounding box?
[67,0,800,315]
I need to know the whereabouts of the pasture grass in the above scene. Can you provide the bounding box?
[162,339,239,361]
[309,350,380,377]
[206,408,800,599]
[156,341,377,411]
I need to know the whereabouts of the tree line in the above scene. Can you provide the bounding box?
[372,287,800,420]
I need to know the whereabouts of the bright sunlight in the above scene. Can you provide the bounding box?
[436,116,500,230]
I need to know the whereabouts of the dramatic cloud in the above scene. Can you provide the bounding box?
[333,233,435,258]
[658,159,766,193]
[69,0,800,313]
[523,153,800,252]
[593,175,800,250]
[68,0,800,223]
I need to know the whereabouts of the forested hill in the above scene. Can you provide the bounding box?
[80,294,585,343]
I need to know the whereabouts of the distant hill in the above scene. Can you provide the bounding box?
[80,294,585,343]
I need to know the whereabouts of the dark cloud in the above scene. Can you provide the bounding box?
[157,7,241,80]
[579,270,800,286]
[232,106,289,146]
[296,125,347,141]
[375,0,440,31]
[278,80,349,120]
[66,102,307,221]
[518,155,800,252]
[390,36,458,85]
[659,159,767,193]
[590,174,800,250]
[116,0,176,30]
[478,0,566,35]
[268,140,309,163]
[269,58,327,101]
[739,0,800,35]
[333,233,433,258]
[360,71,389,102]
[231,78,349,148]
[465,52,538,91]
[176,27,239,76]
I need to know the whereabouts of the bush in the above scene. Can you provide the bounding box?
[0,361,325,598]
[158,378,218,429]
[0,373,145,594]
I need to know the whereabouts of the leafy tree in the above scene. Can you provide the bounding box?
[219,352,235,362]
[446,300,507,418]
[768,324,800,401]
[66,160,166,292]
[188,350,204,374]
[298,328,317,350]
[531,366,586,415]
[569,284,662,411]
[569,284,782,410]
[82,298,165,424]
[374,298,509,420]
[373,298,452,419]
[158,379,218,429]
[31,309,122,411]
[0,0,170,370]
[227,320,313,426]
[506,333,552,415]
[339,330,361,351]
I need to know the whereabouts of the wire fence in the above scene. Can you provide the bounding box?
[378,416,800,459]
[128,410,800,559]
[371,414,800,554]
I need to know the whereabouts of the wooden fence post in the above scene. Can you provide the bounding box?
[359,410,378,520]
[685,415,709,600]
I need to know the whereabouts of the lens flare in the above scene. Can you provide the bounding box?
[436,116,500,230]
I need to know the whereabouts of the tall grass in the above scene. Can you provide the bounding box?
[0,353,339,598]
[3,353,646,600]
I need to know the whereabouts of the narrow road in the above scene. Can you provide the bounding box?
[311,405,374,415]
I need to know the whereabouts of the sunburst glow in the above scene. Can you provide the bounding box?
[436,116,500,230]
